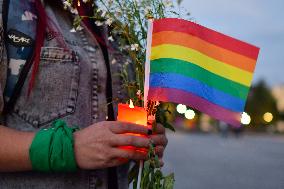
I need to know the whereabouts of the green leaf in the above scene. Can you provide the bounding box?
[163,122,176,132]
[163,173,175,189]
[154,155,160,168]
[144,160,151,174]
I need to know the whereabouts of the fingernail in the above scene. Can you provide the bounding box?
[147,129,153,135]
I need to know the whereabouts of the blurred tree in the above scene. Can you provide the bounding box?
[245,80,279,131]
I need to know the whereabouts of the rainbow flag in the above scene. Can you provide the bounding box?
[146,18,260,126]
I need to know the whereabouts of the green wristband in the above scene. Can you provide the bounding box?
[29,120,79,172]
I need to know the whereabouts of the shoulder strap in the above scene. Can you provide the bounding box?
[2,48,35,114]
[0,0,5,114]
[2,0,8,42]
[2,0,36,114]
[0,0,3,22]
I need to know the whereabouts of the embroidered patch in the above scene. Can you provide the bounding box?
[21,10,37,21]
[7,29,34,47]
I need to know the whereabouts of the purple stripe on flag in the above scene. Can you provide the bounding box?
[148,87,241,127]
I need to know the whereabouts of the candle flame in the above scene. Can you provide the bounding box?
[129,99,135,109]
[77,0,81,6]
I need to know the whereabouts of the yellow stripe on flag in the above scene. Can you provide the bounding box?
[151,44,253,86]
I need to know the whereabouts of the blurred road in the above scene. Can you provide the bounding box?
[163,132,284,189]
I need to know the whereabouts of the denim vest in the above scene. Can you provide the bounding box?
[0,1,130,189]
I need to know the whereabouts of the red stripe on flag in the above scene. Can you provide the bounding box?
[153,18,260,60]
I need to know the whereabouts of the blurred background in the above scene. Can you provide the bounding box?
[162,0,284,188]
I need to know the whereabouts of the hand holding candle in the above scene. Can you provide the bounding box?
[117,100,167,155]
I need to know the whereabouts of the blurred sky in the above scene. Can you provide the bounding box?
[181,0,284,87]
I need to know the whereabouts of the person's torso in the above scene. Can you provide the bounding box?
[0,1,129,189]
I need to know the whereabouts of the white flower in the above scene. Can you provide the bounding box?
[108,36,114,42]
[130,44,139,51]
[95,21,104,26]
[70,8,78,15]
[123,45,130,50]
[105,18,113,26]
[111,58,117,65]
[136,90,141,96]
[101,10,107,18]
[70,28,76,33]
[144,6,151,15]
[76,25,83,31]
[63,1,71,8]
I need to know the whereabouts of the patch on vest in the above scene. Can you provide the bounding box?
[7,29,34,47]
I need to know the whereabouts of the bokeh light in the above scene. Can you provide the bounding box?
[241,112,251,125]
[177,104,187,114]
[263,112,273,123]
[185,109,196,120]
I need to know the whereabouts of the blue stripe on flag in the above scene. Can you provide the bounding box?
[150,73,245,112]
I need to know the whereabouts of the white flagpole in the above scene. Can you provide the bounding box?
[136,19,153,189]
[143,19,154,108]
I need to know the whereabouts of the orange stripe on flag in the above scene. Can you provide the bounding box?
[153,18,260,60]
[152,31,257,73]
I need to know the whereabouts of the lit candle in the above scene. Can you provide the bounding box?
[117,100,148,150]
[117,100,147,127]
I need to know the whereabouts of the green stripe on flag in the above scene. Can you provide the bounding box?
[150,58,250,100]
